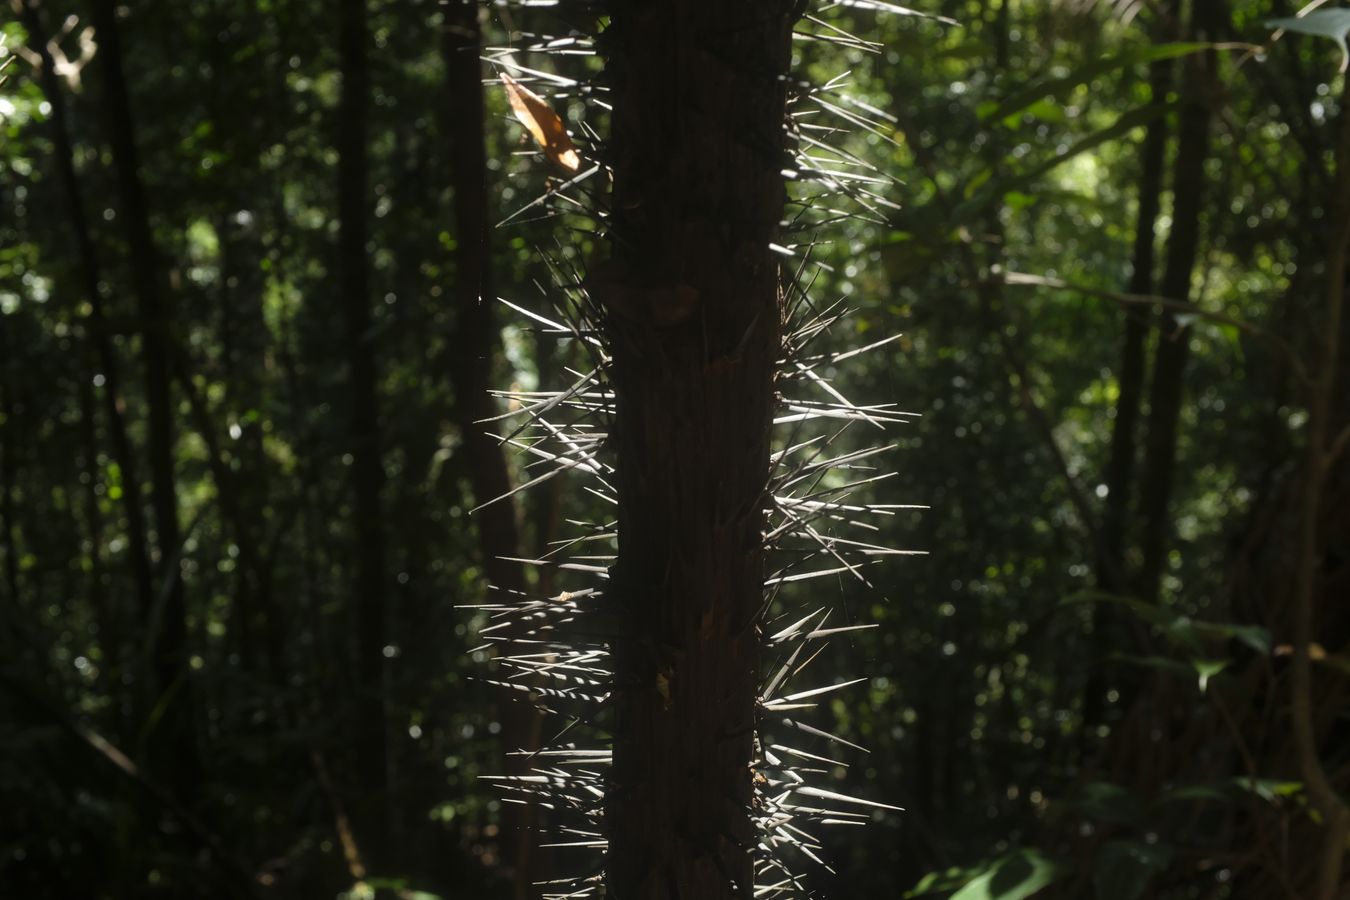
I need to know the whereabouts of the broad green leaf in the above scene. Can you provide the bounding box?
[1062,780,1146,826]
[1232,777,1304,803]
[1159,778,1303,806]
[1267,10,1350,72]
[1108,652,1195,680]
[950,849,1068,900]
[1190,621,1272,655]
[1063,592,1272,656]
[1191,658,1228,693]
[1157,783,1232,804]
[1092,840,1173,900]
[1003,97,1067,128]
[907,865,982,897]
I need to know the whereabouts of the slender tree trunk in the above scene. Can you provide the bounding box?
[1099,53,1172,592]
[443,0,524,607]
[1134,0,1219,605]
[0,316,20,609]
[20,0,156,658]
[1083,47,1174,729]
[217,214,281,678]
[338,0,390,873]
[208,0,279,681]
[87,0,200,793]
[600,3,799,896]
[1290,70,1350,900]
[75,356,117,705]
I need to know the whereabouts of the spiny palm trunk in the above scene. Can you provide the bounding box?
[600,3,799,897]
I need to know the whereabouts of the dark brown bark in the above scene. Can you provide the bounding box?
[338,0,390,872]
[442,6,541,893]
[600,3,799,897]
[1134,0,1219,605]
[87,0,200,791]
[19,0,156,653]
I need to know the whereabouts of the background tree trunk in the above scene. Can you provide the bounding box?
[21,0,156,695]
[1084,42,1174,730]
[1099,51,1172,593]
[88,0,200,796]
[441,4,540,896]
[338,0,390,874]
[1135,0,1219,605]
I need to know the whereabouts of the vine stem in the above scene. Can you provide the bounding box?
[1291,72,1350,900]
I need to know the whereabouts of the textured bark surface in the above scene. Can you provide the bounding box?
[600,4,799,898]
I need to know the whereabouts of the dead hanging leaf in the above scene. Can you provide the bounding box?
[500,72,581,173]
[1274,643,1328,660]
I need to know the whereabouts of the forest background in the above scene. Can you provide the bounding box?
[1,0,1348,898]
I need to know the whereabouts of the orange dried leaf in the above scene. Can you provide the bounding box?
[500,72,581,172]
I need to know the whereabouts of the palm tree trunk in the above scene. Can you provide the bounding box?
[600,3,799,896]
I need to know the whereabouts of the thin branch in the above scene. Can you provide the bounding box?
[0,671,262,896]
[1290,72,1350,900]
[997,329,1129,592]
[1001,271,1311,386]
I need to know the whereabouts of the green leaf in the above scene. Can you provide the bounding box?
[1191,658,1228,693]
[1062,780,1146,827]
[950,849,1068,900]
[1108,652,1195,680]
[983,43,1210,123]
[1157,783,1232,804]
[1232,777,1303,803]
[908,866,981,897]
[1092,840,1173,900]
[1157,777,1303,806]
[1191,621,1272,655]
[1267,10,1350,72]
[1063,592,1272,657]
[1004,97,1067,127]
